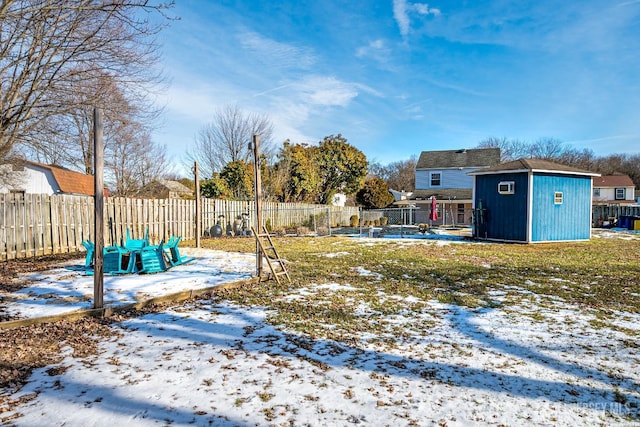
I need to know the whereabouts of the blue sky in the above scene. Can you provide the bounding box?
[152,0,640,173]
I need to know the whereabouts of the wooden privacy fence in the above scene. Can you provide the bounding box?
[0,194,360,260]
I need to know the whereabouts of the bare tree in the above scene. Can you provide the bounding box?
[476,137,529,161]
[21,71,163,175]
[370,156,417,192]
[106,123,171,196]
[529,137,566,160]
[556,147,596,171]
[187,105,275,179]
[0,0,172,167]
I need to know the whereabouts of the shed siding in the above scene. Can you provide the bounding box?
[475,172,529,241]
[531,174,592,241]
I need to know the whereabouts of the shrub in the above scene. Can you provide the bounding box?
[350,215,359,228]
[380,216,388,226]
[296,226,310,235]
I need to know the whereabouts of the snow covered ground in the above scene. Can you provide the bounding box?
[1,248,255,319]
[1,237,639,426]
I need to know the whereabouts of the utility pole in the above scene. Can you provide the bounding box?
[252,134,263,277]
[93,108,104,309]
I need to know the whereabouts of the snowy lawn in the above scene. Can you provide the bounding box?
[1,230,640,426]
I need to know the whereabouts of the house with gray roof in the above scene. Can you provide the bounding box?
[407,148,501,225]
[137,180,193,199]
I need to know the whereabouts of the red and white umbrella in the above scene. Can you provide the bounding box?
[429,196,438,221]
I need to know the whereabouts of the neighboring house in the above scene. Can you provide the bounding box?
[137,180,193,199]
[407,148,501,225]
[469,158,600,243]
[0,160,96,196]
[592,174,636,205]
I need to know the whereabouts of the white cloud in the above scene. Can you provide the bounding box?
[393,0,441,37]
[356,39,391,60]
[295,76,360,107]
[163,85,221,122]
[414,3,441,16]
[238,30,316,70]
[393,0,410,37]
[617,0,640,6]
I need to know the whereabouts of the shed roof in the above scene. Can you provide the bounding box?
[593,174,635,188]
[416,148,501,169]
[468,158,600,177]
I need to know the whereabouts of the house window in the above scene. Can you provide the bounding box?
[593,188,600,197]
[554,192,563,205]
[615,188,626,200]
[430,172,441,187]
[498,181,515,194]
[457,203,465,223]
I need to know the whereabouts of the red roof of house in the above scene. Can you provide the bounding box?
[593,174,635,188]
[26,161,96,196]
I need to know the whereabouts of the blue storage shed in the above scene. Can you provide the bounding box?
[469,158,600,243]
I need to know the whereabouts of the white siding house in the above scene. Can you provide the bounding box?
[407,148,501,225]
[0,161,95,196]
[592,175,636,205]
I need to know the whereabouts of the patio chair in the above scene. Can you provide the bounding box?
[163,235,195,267]
[103,245,136,275]
[124,228,149,251]
[137,240,169,274]
[81,240,95,267]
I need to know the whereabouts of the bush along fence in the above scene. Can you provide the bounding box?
[0,193,360,260]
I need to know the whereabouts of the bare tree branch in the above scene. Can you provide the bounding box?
[0,0,173,163]
[187,105,275,179]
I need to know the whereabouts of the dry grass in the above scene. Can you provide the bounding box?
[1,232,639,411]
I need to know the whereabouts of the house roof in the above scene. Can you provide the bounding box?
[137,180,192,198]
[161,180,192,193]
[416,148,501,169]
[410,188,473,201]
[26,161,95,196]
[468,158,600,177]
[593,174,635,188]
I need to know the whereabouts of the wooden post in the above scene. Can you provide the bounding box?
[252,134,263,278]
[93,108,104,309]
[194,161,201,248]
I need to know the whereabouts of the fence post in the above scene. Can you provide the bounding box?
[194,162,201,248]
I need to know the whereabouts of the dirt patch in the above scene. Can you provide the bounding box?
[0,253,82,292]
[0,253,83,321]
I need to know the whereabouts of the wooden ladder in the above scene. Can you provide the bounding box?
[252,226,291,284]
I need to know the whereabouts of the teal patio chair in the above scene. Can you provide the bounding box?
[125,228,149,251]
[103,245,136,275]
[81,240,95,267]
[164,235,195,267]
[137,240,169,274]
